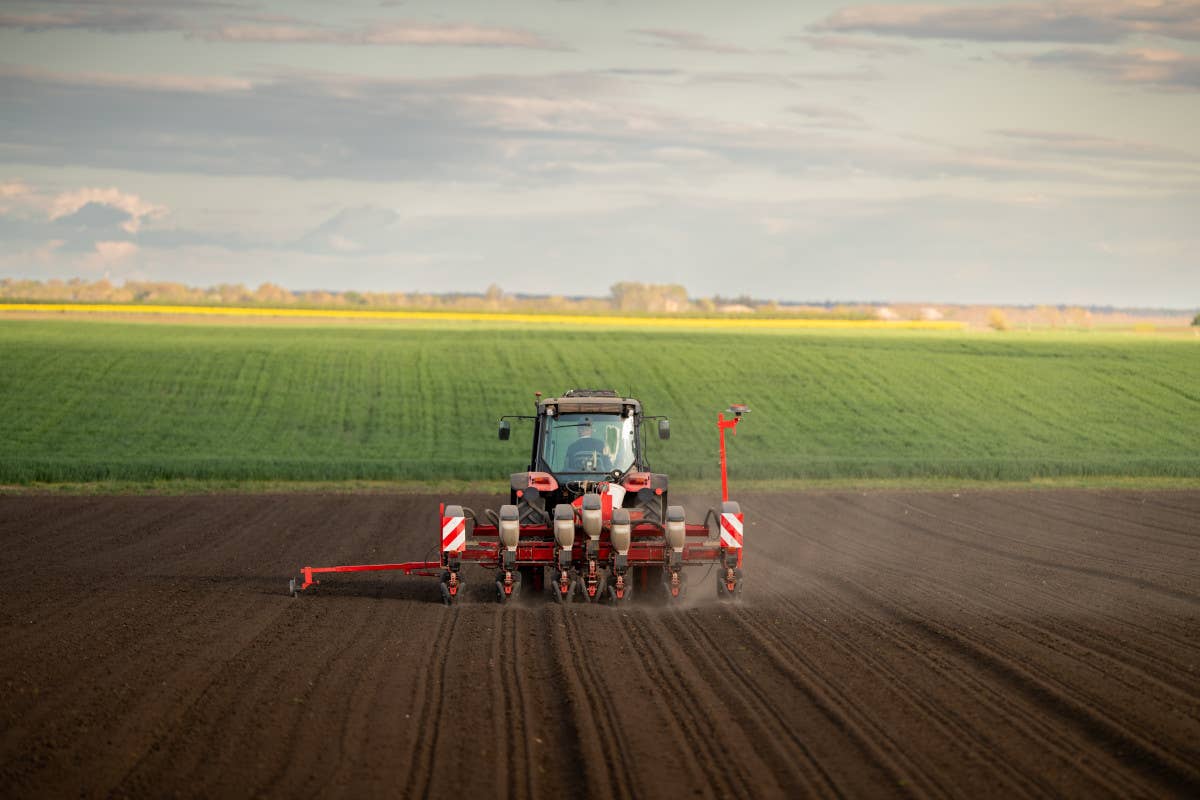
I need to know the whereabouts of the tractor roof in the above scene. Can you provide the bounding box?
[540,389,641,415]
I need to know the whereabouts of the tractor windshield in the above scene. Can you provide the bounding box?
[542,413,636,475]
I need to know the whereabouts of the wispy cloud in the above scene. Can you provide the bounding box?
[812,2,1200,44]
[682,67,882,88]
[789,33,917,56]
[632,28,752,54]
[993,128,1199,163]
[0,0,238,34]
[0,64,252,92]
[206,20,568,49]
[787,104,869,129]
[0,2,567,50]
[1021,47,1200,89]
[2,65,1190,194]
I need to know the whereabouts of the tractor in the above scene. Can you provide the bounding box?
[290,389,747,605]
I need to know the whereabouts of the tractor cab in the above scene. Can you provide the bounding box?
[499,389,670,526]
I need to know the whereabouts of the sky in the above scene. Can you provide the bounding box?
[1,0,1198,307]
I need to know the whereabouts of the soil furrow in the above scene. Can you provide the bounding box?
[900,611,1200,796]
[554,607,637,800]
[403,608,459,799]
[757,584,1055,798]
[4,490,1199,799]
[618,609,761,798]
[727,606,949,799]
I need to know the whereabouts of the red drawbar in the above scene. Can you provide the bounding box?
[297,561,443,591]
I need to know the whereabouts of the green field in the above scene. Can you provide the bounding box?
[1,318,1198,487]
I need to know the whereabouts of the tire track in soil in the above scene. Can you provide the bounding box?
[1021,494,1200,549]
[549,607,637,800]
[795,497,1200,705]
[753,503,1176,796]
[768,497,1200,662]
[302,591,422,797]
[232,599,392,798]
[750,584,1052,798]
[760,498,1200,793]
[648,609,846,798]
[823,572,1200,797]
[6,491,1200,798]
[616,610,760,799]
[490,606,537,800]
[828,498,1200,703]
[777,575,1152,800]
[901,608,1200,797]
[1124,494,1200,524]
[719,606,949,799]
[894,495,1200,581]
[403,607,459,800]
[851,497,1200,606]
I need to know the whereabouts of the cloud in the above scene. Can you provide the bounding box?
[789,34,918,55]
[0,64,252,93]
[787,104,869,129]
[205,20,568,49]
[682,67,882,88]
[1,65,1188,193]
[812,2,1200,44]
[1022,46,1200,89]
[0,181,167,268]
[297,206,404,254]
[632,28,752,54]
[0,179,33,214]
[0,3,567,50]
[993,128,1199,163]
[91,240,139,264]
[0,8,184,34]
[50,187,166,233]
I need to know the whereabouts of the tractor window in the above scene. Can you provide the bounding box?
[542,413,636,475]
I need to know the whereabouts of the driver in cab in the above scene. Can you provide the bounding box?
[565,420,611,471]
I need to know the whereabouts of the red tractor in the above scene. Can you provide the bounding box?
[291,389,748,605]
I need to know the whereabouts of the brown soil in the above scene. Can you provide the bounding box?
[2,490,1198,798]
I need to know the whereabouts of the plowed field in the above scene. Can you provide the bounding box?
[2,490,1199,798]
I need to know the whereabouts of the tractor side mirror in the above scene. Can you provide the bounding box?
[498,420,511,440]
[658,419,670,440]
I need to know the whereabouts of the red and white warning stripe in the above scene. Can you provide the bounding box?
[719,511,744,549]
[441,514,466,553]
